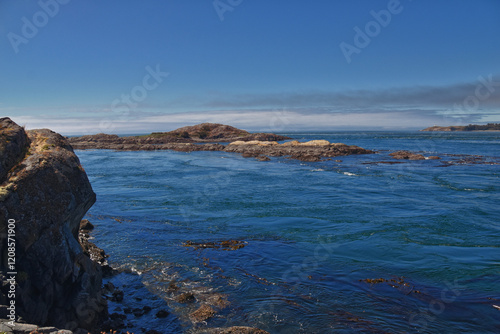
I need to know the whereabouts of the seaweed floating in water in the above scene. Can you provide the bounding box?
[360,277,422,294]
[183,239,248,251]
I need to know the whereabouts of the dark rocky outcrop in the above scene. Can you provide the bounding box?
[420,125,468,132]
[68,123,291,150]
[0,118,106,332]
[68,125,374,162]
[146,123,290,142]
[389,150,426,160]
[388,150,441,161]
[165,123,249,139]
[224,140,374,161]
[79,220,114,277]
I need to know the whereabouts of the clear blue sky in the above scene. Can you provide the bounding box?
[1,0,499,134]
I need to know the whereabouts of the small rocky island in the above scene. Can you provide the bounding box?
[421,123,500,131]
[68,123,374,162]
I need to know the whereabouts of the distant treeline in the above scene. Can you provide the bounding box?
[462,123,500,131]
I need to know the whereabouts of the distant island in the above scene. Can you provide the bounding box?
[421,123,500,131]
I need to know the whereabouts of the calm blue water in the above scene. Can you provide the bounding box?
[77,132,500,333]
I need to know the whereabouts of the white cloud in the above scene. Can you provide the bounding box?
[5,75,499,135]
[8,108,461,135]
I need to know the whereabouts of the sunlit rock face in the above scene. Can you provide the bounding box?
[0,117,106,332]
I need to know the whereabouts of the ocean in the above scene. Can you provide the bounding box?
[77,131,500,333]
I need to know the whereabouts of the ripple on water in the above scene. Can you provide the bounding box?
[77,132,500,333]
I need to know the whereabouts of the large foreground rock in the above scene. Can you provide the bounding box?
[0,118,106,331]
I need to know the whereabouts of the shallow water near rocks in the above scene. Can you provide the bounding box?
[78,131,500,333]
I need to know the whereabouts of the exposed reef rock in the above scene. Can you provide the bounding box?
[389,150,426,160]
[189,304,216,323]
[68,123,290,149]
[225,140,374,162]
[147,123,291,142]
[165,123,249,140]
[389,150,441,161]
[68,125,374,162]
[205,327,271,334]
[0,118,106,332]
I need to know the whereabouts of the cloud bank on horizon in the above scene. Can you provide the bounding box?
[6,75,500,135]
[1,1,499,134]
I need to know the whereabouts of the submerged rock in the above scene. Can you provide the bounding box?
[389,150,426,160]
[206,327,271,334]
[176,292,196,303]
[190,304,216,323]
[205,293,230,309]
[0,118,106,331]
[256,155,271,161]
[145,330,162,334]
[183,240,248,251]
[155,309,170,318]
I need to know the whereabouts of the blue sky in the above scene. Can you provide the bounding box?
[1,0,499,134]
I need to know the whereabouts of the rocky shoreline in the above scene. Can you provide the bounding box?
[0,118,275,334]
[68,123,291,148]
[0,119,378,333]
[3,119,498,333]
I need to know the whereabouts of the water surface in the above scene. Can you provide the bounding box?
[78,131,500,333]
